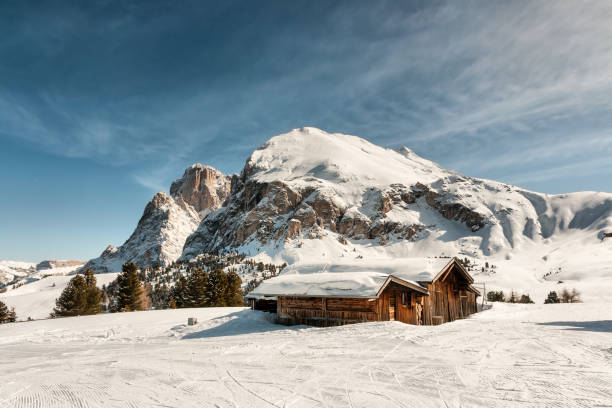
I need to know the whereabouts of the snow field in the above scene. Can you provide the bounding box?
[1,303,611,407]
[0,274,119,321]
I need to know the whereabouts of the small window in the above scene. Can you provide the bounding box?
[401,292,407,305]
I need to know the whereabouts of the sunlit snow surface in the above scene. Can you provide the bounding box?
[0,304,611,407]
[0,274,119,320]
[250,258,451,297]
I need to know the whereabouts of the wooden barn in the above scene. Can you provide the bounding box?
[247,257,479,327]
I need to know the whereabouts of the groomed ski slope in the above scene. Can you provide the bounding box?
[1,304,611,407]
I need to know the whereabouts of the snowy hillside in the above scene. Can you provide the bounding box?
[1,304,610,407]
[82,164,231,273]
[0,260,36,285]
[0,273,118,320]
[0,259,83,287]
[16,128,610,312]
[179,127,612,298]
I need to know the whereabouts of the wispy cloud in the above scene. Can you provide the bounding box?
[1,1,611,193]
[507,156,612,187]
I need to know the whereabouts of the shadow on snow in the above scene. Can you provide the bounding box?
[536,320,612,333]
[181,310,306,339]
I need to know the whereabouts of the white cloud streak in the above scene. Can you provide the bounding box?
[2,1,611,193]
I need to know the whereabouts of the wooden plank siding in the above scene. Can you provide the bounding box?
[376,282,425,325]
[269,259,479,327]
[277,296,378,326]
[421,264,478,325]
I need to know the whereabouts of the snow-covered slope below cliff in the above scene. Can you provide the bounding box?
[82,164,231,273]
[0,260,83,287]
[181,127,612,294]
[0,272,118,320]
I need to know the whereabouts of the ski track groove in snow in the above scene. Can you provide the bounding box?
[1,305,611,407]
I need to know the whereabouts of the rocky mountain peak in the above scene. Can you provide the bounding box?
[82,164,230,273]
[181,128,612,269]
[170,164,232,217]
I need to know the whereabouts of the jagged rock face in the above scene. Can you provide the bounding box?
[337,211,370,238]
[181,162,487,255]
[411,182,486,232]
[287,219,302,239]
[82,164,230,273]
[82,192,201,273]
[182,172,488,256]
[170,164,231,217]
[180,128,612,263]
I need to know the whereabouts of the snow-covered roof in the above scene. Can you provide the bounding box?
[248,257,455,298]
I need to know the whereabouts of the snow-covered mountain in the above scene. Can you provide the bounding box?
[181,127,612,294]
[5,128,612,317]
[0,260,84,287]
[82,164,231,273]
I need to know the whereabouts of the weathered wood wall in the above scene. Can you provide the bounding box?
[376,282,425,325]
[277,296,379,327]
[421,265,477,325]
[274,263,478,327]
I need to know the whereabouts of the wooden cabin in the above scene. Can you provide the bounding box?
[247,257,479,327]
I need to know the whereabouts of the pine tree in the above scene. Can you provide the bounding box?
[507,290,518,303]
[53,274,88,317]
[83,269,103,315]
[187,268,209,307]
[225,270,244,306]
[170,275,189,308]
[207,269,228,306]
[519,294,534,304]
[116,262,147,312]
[544,291,560,304]
[168,296,177,309]
[0,300,17,324]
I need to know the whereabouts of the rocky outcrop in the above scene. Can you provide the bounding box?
[337,211,371,239]
[287,219,302,239]
[83,164,230,273]
[78,127,610,266]
[411,183,486,232]
[182,166,486,256]
[170,164,231,216]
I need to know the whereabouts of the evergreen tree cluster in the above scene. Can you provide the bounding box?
[457,257,473,271]
[0,300,17,324]
[544,288,581,304]
[52,269,103,317]
[133,253,286,309]
[169,268,243,308]
[486,290,505,302]
[486,290,534,304]
[99,253,287,311]
[544,291,560,304]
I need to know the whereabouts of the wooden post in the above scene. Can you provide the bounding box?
[482,282,486,308]
[322,297,327,321]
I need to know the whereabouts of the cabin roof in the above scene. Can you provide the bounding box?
[247,257,460,299]
[248,271,399,298]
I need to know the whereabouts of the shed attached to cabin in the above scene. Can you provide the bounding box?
[247,257,479,327]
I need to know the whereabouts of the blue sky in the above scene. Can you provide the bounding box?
[1,1,611,261]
